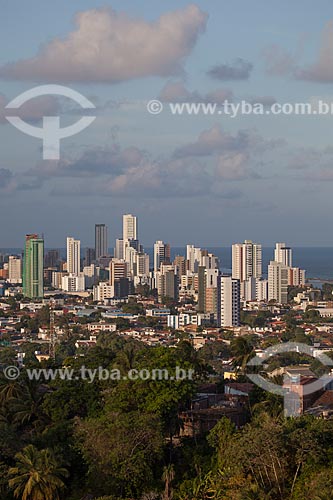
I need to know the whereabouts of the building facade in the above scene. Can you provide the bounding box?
[23,234,44,299]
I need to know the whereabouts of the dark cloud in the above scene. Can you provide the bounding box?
[27,146,147,178]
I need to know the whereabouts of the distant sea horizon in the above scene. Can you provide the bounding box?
[2,246,333,281]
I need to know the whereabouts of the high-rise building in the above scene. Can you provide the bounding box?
[154,240,171,272]
[288,267,306,287]
[23,234,44,298]
[135,253,150,277]
[155,265,179,301]
[95,224,108,260]
[8,256,22,284]
[67,237,81,275]
[201,253,219,270]
[198,266,206,313]
[243,277,269,302]
[274,243,292,267]
[44,249,60,268]
[109,259,128,287]
[123,214,138,258]
[268,261,289,304]
[114,238,124,260]
[257,279,268,302]
[174,255,186,277]
[217,276,240,327]
[186,245,202,273]
[232,240,262,282]
[84,247,96,267]
[123,213,137,240]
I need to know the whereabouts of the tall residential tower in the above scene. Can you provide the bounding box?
[95,224,108,260]
[23,234,44,298]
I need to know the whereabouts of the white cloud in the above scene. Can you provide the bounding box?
[0,5,208,83]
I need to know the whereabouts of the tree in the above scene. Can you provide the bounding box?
[8,444,68,500]
[303,308,320,322]
[75,411,163,498]
[162,464,175,500]
[230,336,255,373]
[207,416,236,470]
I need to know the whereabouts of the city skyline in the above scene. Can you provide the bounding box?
[2,4,333,499]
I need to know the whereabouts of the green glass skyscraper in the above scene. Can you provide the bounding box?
[23,234,44,299]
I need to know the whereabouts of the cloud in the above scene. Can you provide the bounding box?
[207,58,253,80]
[173,125,275,158]
[24,139,247,199]
[47,156,214,198]
[20,123,284,199]
[0,5,208,83]
[215,152,259,181]
[0,94,59,123]
[27,145,146,178]
[263,23,333,83]
[158,81,233,103]
[296,21,333,82]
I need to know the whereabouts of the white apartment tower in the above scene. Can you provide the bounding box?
[123,214,137,241]
[232,240,262,282]
[8,256,22,284]
[154,240,170,272]
[186,245,202,273]
[135,253,150,277]
[274,243,293,267]
[217,276,240,327]
[268,261,289,304]
[123,214,138,258]
[66,237,81,275]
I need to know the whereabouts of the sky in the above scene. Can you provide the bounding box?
[1,1,333,248]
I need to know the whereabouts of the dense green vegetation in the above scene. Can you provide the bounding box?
[0,333,333,499]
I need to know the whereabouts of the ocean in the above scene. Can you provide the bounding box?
[1,247,333,281]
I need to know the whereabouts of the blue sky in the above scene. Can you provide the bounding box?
[1,1,333,248]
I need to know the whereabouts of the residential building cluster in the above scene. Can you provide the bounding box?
[0,215,307,329]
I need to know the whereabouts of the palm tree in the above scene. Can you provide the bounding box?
[231,336,255,374]
[8,444,68,500]
[10,378,45,428]
[0,376,23,404]
[162,464,175,500]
